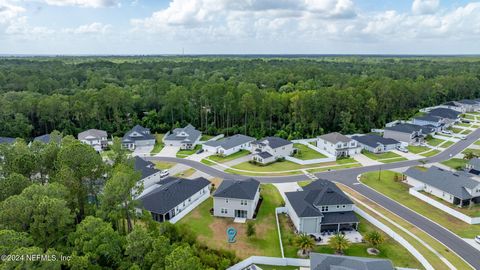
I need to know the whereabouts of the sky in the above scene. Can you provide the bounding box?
[0,0,479,55]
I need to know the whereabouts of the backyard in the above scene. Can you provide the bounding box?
[419,191,480,217]
[293,143,327,160]
[360,171,480,238]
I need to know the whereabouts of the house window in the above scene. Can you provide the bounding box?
[183,202,185,207]
[343,205,346,208]
[225,198,229,203]
[241,200,248,206]
[336,205,340,208]
[221,208,228,214]
[321,206,329,212]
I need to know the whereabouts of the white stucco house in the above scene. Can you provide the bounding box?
[213,178,260,219]
[78,129,108,151]
[284,179,359,234]
[250,137,294,164]
[317,132,361,158]
[163,124,202,150]
[202,134,255,156]
[122,125,156,150]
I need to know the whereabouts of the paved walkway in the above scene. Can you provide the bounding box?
[353,154,382,166]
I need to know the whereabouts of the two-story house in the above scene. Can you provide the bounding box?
[163,124,202,150]
[412,115,446,131]
[404,166,480,207]
[122,125,156,150]
[383,123,434,144]
[78,129,108,151]
[284,179,359,234]
[203,134,255,156]
[316,132,361,158]
[213,178,260,219]
[250,137,294,164]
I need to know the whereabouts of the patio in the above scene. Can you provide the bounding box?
[311,230,363,245]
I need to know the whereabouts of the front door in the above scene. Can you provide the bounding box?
[235,210,247,218]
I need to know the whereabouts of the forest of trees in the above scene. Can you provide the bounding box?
[1,56,480,140]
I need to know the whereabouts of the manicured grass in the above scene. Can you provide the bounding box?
[441,158,468,170]
[153,161,174,170]
[420,149,440,157]
[456,122,471,127]
[463,148,480,156]
[362,151,401,160]
[360,171,480,238]
[200,134,215,141]
[463,114,475,120]
[150,133,165,155]
[176,145,202,158]
[293,143,327,160]
[426,138,445,147]
[474,140,480,146]
[336,157,357,164]
[207,149,250,163]
[449,127,464,134]
[461,129,472,134]
[419,191,480,217]
[178,184,283,259]
[308,141,317,147]
[441,141,454,148]
[406,145,431,154]
[230,158,359,173]
[174,168,196,177]
[200,159,216,166]
[307,163,361,173]
[472,124,480,128]
[380,157,408,163]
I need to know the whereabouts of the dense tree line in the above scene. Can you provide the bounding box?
[0,137,237,269]
[1,57,480,140]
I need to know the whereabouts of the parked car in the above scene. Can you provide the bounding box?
[396,146,409,153]
[475,235,480,244]
[462,120,471,124]
[440,130,452,135]
[196,149,204,154]
[460,135,467,140]
[160,170,170,178]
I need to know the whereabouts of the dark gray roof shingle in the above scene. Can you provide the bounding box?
[122,125,155,143]
[428,108,461,120]
[134,156,160,179]
[352,134,400,148]
[78,129,107,140]
[252,136,292,149]
[318,132,352,144]
[384,123,433,134]
[321,211,358,224]
[255,151,273,159]
[0,137,15,144]
[213,178,260,200]
[414,114,443,123]
[164,124,201,143]
[310,253,395,270]
[203,134,255,150]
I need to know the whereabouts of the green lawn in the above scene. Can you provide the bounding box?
[426,138,445,147]
[380,157,408,163]
[279,214,422,269]
[307,163,361,173]
[176,145,202,158]
[463,148,480,156]
[362,151,401,160]
[461,129,472,134]
[456,122,471,127]
[153,161,174,170]
[336,157,357,164]
[440,158,468,170]
[441,141,454,148]
[178,184,283,259]
[420,150,440,157]
[449,127,464,134]
[474,140,480,146]
[200,134,215,141]
[206,150,250,163]
[360,171,480,238]
[174,168,196,177]
[406,145,431,154]
[230,158,358,173]
[293,143,327,160]
[463,114,475,120]
[150,133,165,155]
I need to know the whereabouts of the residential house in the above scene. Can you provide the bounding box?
[163,124,202,150]
[78,129,108,151]
[466,158,480,175]
[404,166,480,207]
[284,179,358,234]
[134,156,163,184]
[455,99,479,112]
[427,108,461,122]
[383,123,434,144]
[122,125,156,150]
[412,115,446,131]
[351,134,401,154]
[441,101,466,113]
[250,137,294,164]
[0,137,15,144]
[202,134,255,156]
[138,177,211,223]
[213,178,260,219]
[317,132,361,158]
[34,133,63,144]
[310,253,395,270]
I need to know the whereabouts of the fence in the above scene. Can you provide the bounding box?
[287,140,336,165]
[226,256,309,270]
[409,187,480,224]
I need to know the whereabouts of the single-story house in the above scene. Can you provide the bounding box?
[0,137,15,144]
[78,129,108,151]
[202,134,254,156]
[163,124,201,150]
[428,107,461,121]
[250,137,294,164]
[134,156,163,183]
[455,99,480,112]
[122,125,156,150]
[351,134,401,154]
[404,166,480,207]
[310,253,394,270]
[317,132,361,158]
[138,177,211,223]
[284,179,358,234]
[213,178,260,219]
[383,123,434,144]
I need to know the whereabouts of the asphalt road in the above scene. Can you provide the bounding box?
[146,128,480,268]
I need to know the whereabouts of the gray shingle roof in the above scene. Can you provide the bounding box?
[404,166,480,200]
[310,253,395,270]
[252,136,292,149]
[468,158,480,170]
[428,108,461,120]
[285,180,353,218]
[203,134,255,150]
[352,134,399,149]
[457,99,478,105]
[139,177,210,215]
[318,132,352,144]
[78,129,107,140]
[213,178,260,200]
[414,114,443,123]
[255,151,273,159]
[384,123,433,134]
[134,156,160,180]
[321,212,358,224]
[164,124,201,143]
[0,137,15,144]
[34,134,52,143]
[122,125,155,143]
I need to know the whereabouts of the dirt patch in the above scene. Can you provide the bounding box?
[209,178,223,189]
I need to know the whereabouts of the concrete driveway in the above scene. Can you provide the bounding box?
[391,149,423,160]
[186,151,214,162]
[353,154,382,166]
[156,146,180,157]
[132,145,154,157]
[273,182,302,201]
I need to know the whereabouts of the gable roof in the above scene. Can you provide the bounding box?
[78,129,107,140]
[203,134,255,150]
[164,124,201,143]
[443,101,460,107]
[428,108,461,119]
[0,137,15,144]
[213,178,260,200]
[414,114,443,123]
[352,134,400,148]
[122,125,155,143]
[457,99,478,105]
[139,177,210,215]
[33,134,62,144]
[310,253,394,270]
[404,166,480,199]
[468,158,480,169]
[318,132,352,144]
[253,136,292,149]
[255,151,273,159]
[134,156,160,180]
[384,123,433,134]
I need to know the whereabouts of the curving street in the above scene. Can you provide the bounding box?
[146,128,480,269]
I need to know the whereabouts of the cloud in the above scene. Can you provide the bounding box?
[63,22,111,34]
[43,0,119,8]
[0,0,25,24]
[412,0,439,15]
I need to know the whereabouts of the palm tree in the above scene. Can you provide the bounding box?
[295,234,315,255]
[328,233,350,254]
[364,231,385,249]
[463,151,478,160]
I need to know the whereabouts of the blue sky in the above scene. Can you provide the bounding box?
[0,0,479,54]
